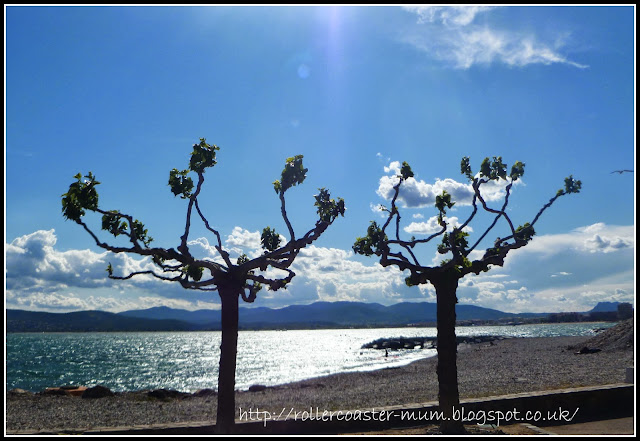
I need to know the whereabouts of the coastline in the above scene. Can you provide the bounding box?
[6,334,633,433]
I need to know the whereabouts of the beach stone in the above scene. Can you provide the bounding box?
[299,382,325,389]
[382,340,403,350]
[248,384,268,392]
[82,385,114,399]
[42,387,70,396]
[147,389,188,400]
[8,388,32,395]
[193,388,217,397]
[577,347,602,354]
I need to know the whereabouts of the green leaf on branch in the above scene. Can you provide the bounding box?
[438,230,469,254]
[101,211,128,237]
[435,190,455,214]
[168,168,194,199]
[61,172,100,222]
[131,219,153,247]
[510,161,525,181]
[189,138,219,173]
[261,226,282,252]
[514,223,535,243]
[460,157,473,181]
[563,175,582,194]
[492,156,507,180]
[353,221,387,256]
[479,156,507,180]
[439,256,472,274]
[405,273,420,287]
[400,162,414,180]
[275,155,308,194]
[185,265,203,282]
[314,188,346,223]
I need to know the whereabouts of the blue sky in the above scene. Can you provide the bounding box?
[5,5,635,314]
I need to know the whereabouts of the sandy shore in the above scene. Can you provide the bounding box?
[6,335,633,433]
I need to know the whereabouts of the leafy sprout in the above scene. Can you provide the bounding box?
[273,155,308,194]
[61,172,100,222]
[261,226,282,252]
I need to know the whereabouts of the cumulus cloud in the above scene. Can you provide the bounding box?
[5,229,208,311]
[458,223,635,312]
[403,216,472,235]
[376,160,514,208]
[401,6,587,69]
[6,230,112,291]
[5,223,634,313]
[257,245,434,308]
[586,235,630,252]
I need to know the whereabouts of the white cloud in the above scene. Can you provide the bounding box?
[224,226,283,260]
[187,237,220,260]
[404,216,473,235]
[376,160,514,208]
[458,223,635,312]
[401,6,588,70]
[226,226,262,249]
[369,202,386,217]
[6,290,221,313]
[551,271,572,278]
[405,5,494,27]
[383,160,402,175]
[584,233,633,253]
[5,223,634,314]
[257,245,433,308]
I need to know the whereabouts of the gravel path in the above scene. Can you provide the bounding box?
[6,334,633,433]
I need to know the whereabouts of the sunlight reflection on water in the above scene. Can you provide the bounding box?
[6,322,613,393]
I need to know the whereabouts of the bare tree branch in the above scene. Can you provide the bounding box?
[194,197,232,269]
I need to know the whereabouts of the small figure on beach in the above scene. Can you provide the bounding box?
[385,349,389,358]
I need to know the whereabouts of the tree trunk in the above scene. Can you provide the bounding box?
[433,272,466,434]
[215,285,240,434]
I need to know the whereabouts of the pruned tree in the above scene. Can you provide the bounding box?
[61,138,345,433]
[353,156,581,434]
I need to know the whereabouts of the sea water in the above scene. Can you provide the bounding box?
[5,322,613,393]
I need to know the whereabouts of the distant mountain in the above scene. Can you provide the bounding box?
[119,301,529,330]
[118,306,217,325]
[7,301,547,333]
[121,301,522,329]
[6,309,197,333]
[588,302,622,313]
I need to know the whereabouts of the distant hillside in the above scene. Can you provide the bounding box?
[8,301,552,333]
[588,302,623,313]
[119,301,527,329]
[6,309,196,333]
[117,306,217,325]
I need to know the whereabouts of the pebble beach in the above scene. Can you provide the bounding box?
[6,323,634,434]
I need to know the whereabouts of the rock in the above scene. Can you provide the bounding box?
[570,319,634,352]
[576,347,602,354]
[362,335,503,351]
[42,387,71,396]
[82,385,114,399]
[147,389,188,400]
[299,383,325,389]
[8,388,32,395]
[248,384,268,392]
[193,388,217,397]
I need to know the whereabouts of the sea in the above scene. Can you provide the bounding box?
[6,322,614,394]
